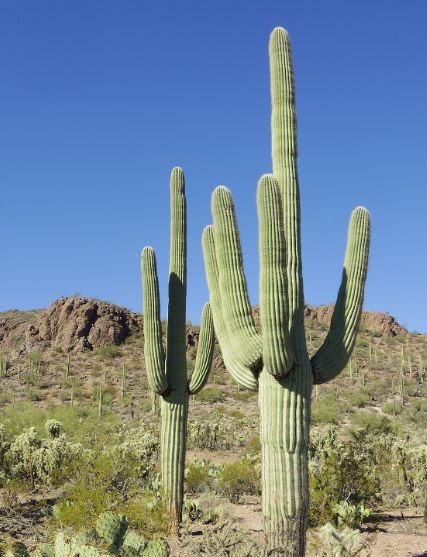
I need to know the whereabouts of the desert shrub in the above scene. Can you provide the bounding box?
[347,388,370,408]
[0,392,10,405]
[403,398,427,424]
[349,412,397,436]
[196,387,224,404]
[185,459,216,494]
[217,456,260,503]
[309,427,380,527]
[52,454,117,530]
[26,387,42,401]
[382,401,403,416]
[188,415,234,450]
[232,390,255,402]
[95,345,121,359]
[311,394,341,425]
[115,491,169,538]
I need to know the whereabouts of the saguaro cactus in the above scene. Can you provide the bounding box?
[141,167,214,531]
[202,28,370,555]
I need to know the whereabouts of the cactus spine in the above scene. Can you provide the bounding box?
[202,28,370,555]
[141,168,214,532]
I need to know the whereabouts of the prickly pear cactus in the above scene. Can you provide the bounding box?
[53,535,70,557]
[31,545,54,557]
[95,512,128,547]
[141,540,169,557]
[121,532,146,557]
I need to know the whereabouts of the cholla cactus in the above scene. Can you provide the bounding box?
[45,420,64,439]
[141,168,215,531]
[202,28,370,555]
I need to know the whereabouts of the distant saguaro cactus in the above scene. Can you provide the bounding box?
[202,28,370,555]
[141,167,214,532]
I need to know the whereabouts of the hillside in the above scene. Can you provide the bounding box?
[0,297,426,556]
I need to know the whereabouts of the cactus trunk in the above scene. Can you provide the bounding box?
[259,366,311,555]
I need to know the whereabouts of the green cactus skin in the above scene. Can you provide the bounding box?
[141,540,169,557]
[95,511,128,547]
[53,534,71,557]
[31,545,54,557]
[121,531,146,557]
[202,28,370,555]
[141,167,215,532]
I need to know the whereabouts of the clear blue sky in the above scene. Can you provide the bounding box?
[1,1,426,332]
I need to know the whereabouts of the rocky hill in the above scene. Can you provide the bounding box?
[0,296,406,359]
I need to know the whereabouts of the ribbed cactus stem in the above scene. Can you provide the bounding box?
[202,27,370,555]
[98,382,103,419]
[141,168,214,533]
[121,363,126,399]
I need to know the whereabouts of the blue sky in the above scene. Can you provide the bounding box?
[1,1,426,332]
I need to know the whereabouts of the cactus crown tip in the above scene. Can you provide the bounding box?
[141,246,154,257]
[212,186,234,211]
[170,166,185,193]
[270,26,290,43]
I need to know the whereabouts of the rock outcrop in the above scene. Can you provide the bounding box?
[0,297,143,355]
[303,305,406,336]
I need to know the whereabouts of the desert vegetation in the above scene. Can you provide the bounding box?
[0,301,425,555]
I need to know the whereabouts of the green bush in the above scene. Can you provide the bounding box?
[347,388,370,408]
[217,457,260,503]
[196,387,224,404]
[185,460,213,494]
[311,394,342,425]
[95,345,121,359]
[309,427,380,527]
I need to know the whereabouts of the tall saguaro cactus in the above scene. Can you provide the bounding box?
[141,167,214,532]
[202,28,370,555]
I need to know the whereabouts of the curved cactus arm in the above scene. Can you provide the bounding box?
[202,225,258,390]
[211,186,262,370]
[311,207,371,384]
[141,247,168,395]
[270,27,305,326]
[165,167,187,391]
[257,174,294,378]
[188,303,215,394]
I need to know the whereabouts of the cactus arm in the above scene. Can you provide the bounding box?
[257,174,294,378]
[202,225,259,390]
[188,303,215,394]
[270,27,305,327]
[141,247,168,395]
[311,207,371,384]
[165,167,187,390]
[211,186,263,370]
